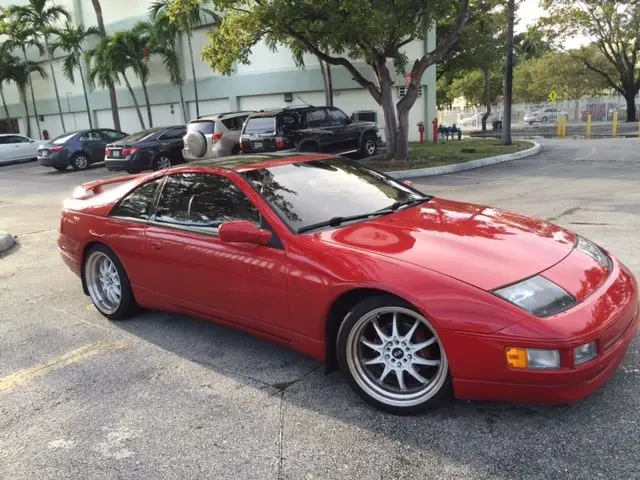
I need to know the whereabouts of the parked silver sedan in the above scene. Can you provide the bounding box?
[0,133,40,165]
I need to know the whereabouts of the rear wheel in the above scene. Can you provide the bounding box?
[153,154,172,171]
[84,245,137,320]
[541,116,548,123]
[71,154,89,170]
[337,295,451,414]
[126,169,141,174]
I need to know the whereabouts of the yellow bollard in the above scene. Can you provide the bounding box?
[612,111,618,138]
[586,114,592,138]
[562,115,568,137]
[556,117,561,137]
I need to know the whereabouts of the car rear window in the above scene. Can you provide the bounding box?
[120,128,163,143]
[188,121,216,135]
[244,117,276,135]
[51,133,76,144]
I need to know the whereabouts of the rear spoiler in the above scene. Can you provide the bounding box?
[71,174,143,199]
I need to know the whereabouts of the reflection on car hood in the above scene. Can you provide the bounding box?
[318,198,576,290]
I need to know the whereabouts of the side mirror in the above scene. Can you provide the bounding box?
[402,180,413,187]
[219,220,271,246]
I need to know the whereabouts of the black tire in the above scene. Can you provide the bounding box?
[83,244,138,321]
[152,154,172,171]
[337,295,452,415]
[541,116,548,123]
[231,144,241,155]
[71,154,89,170]
[54,166,67,171]
[126,169,142,174]
[360,133,378,157]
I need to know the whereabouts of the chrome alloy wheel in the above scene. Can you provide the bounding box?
[345,307,448,408]
[365,138,377,156]
[85,251,122,315]
[155,155,172,170]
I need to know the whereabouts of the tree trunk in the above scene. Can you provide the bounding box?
[19,87,31,137]
[122,74,145,129]
[22,48,41,139]
[91,0,121,130]
[327,64,333,107]
[187,34,199,117]
[45,36,66,133]
[0,85,10,120]
[624,90,637,122]
[78,63,93,128]
[141,80,153,127]
[179,84,187,122]
[501,0,515,145]
[319,59,329,106]
[481,69,491,132]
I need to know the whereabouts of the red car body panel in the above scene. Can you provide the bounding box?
[57,155,639,405]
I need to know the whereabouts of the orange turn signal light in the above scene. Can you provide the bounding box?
[506,347,528,369]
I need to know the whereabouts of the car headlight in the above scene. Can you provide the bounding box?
[574,341,597,365]
[576,235,611,270]
[494,275,577,317]
[506,347,560,369]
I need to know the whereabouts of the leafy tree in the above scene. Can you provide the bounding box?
[0,55,47,134]
[86,36,146,129]
[0,44,20,120]
[151,0,218,119]
[203,0,482,161]
[514,26,552,64]
[540,0,640,122]
[121,23,155,128]
[8,0,71,133]
[0,11,44,138]
[450,69,503,108]
[90,0,121,130]
[51,22,100,128]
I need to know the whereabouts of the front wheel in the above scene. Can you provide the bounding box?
[84,245,137,320]
[360,133,378,157]
[337,296,451,415]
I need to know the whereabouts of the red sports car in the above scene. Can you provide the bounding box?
[58,153,639,414]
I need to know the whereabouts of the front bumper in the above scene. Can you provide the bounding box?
[443,255,639,404]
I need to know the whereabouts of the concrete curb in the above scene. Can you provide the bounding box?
[385,141,542,179]
[0,230,15,254]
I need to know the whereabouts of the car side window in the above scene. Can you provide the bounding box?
[110,178,164,221]
[306,109,329,127]
[159,127,187,140]
[80,131,101,142]
[6,135,30,143]
[328,108,350,125]
[100,129,127,141]
[154,173,260,231]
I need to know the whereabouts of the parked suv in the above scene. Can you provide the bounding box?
[240,106,380,157]
[182,111,252,162]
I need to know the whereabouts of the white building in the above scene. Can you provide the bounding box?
[0,0,436,142]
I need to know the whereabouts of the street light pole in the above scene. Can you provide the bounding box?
[502,0,515,145]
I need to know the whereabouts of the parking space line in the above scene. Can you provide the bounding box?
[0,341,126,393]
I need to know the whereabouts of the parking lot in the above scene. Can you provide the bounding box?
[1,138,639,479]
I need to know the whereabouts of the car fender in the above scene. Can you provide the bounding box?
[357,128,378,147]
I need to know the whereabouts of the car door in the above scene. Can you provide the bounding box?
[158,126,187,162]
[9,135,37,160]
[79,130,107,163]
[327,107,358,151]
[0,136,13,162]
[143,172,291,338]
[304,108,337,151]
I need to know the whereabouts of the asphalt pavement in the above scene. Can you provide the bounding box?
[1,139,639,479]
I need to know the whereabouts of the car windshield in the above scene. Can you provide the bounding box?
[120,128,162,143]
[51,133,76,144]
[244,117,276,135]
[241,157,427,233]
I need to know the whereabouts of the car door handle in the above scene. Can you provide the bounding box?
[151,242,163,250]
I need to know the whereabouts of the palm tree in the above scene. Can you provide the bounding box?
[0,45,20,120]
[125,23,155,127]
[144,14,187,121]
[52,22,100,128]
[149,0,218,118]
[86,36,146,129]
[5,60,47,136]
[90,0,120,130]
[9,0,71,134]
[3,16,44,138]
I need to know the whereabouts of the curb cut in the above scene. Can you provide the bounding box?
[385,141,543,179]
[0,230,15,254]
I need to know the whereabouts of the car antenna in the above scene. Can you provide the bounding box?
[296,95,311,106]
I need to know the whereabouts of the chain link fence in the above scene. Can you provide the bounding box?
[438,95,637,129]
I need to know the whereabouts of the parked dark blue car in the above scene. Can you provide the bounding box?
[104,125,187,173]
[37,128,128,171]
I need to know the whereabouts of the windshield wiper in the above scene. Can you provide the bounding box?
[298,211,390,234]
[378,197,430,213]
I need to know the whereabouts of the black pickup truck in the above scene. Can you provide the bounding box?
[239,106,380,157]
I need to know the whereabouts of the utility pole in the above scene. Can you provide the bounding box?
[502,0,515,145]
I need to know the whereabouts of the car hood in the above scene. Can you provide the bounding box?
[317,198,576,290]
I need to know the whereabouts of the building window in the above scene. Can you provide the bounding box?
[398,86,422,98]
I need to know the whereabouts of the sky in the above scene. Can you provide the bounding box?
[517,0,588,48]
